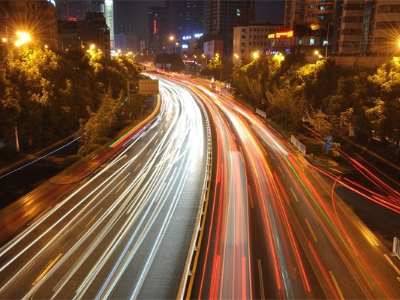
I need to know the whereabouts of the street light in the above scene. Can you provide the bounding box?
[253,51,259,59]
[315,50,323,59]
[14,31,31,47]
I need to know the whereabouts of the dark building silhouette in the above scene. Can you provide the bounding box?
[148,6,165,55]
[58,11,110,57]
[165,0,205,38]
[205,0,255,58]
[56,0,86,21]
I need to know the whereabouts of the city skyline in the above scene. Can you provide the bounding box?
[114,0,285,34]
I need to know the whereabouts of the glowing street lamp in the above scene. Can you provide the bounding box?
[14,31,31,47]
[90,44,95,50]
[314,50,323,59]
[253,51,259,59]
[16,31,31,43]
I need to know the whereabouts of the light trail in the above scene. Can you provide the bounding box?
[0,77,209,300]
[0,136,80,179]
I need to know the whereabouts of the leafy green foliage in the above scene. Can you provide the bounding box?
[0,45,142,155]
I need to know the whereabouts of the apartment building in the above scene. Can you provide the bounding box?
[0,0,58,49]
[233,23,283,64]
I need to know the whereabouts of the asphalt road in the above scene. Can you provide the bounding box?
[0,78,209,299]
[166,75,400,299]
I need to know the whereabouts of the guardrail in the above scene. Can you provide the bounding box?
[291,135,306,155]
[176,94,213,300]
[393,237,400,260]
[255,108,266,118]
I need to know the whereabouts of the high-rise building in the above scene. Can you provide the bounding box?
[0,0,58,49]
[279,0,400,66]
[148,6,166,55]
[284,0,335,30]
[86,0,104,13]
[56,0,86,21]
[104,0,114,50]
[205,0,255,58]
[331,0,365,56]
[165,0,205,38]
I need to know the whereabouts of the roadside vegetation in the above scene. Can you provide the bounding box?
[213,54,400,160]
[0,45,147,166]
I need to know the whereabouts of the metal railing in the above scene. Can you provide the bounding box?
[176,95,212,300]
[291,134,306,155]
[393,237,400,260]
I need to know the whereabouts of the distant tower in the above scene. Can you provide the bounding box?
[165,0,205,38]
[104,0,114,50]
[205,0,255,58]
[148,6,166,55]
[55,0,86,21]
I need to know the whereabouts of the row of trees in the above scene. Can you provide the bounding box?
[0,45,146,163]
[229,54,400,154]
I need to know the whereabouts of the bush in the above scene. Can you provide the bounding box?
[306,140,324,156]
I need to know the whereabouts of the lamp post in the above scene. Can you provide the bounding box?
[13,30,31,152]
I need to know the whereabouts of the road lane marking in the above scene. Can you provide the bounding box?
[358,221,379,246]
[115,181,127,195]
[384,254,400,276]
[32,253,63,286]
[85,208,104,229]
[290,187,299,202]
[134,163,141,172]
[329,271,344,300]
[305,218,318,242]
[278,166,284,176]
[258,259,265,300]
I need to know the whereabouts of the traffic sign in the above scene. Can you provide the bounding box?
[324,143,332,150]
[325,135,333,143]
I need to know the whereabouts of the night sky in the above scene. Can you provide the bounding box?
[114,0,285,33]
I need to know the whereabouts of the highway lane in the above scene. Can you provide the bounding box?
[0,78,209,299]
[166,76,400,299]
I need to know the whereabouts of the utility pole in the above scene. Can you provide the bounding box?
[325,21,330,59]
[15,126,19,152]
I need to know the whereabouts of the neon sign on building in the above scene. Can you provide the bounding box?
[153,20,157,34]
[276,30,293,38]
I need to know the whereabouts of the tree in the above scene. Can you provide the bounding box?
[367,57,400,150]
[154,53,185,72]
[78,88,122,156]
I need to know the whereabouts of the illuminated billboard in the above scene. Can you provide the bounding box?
[275,30,293,38]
